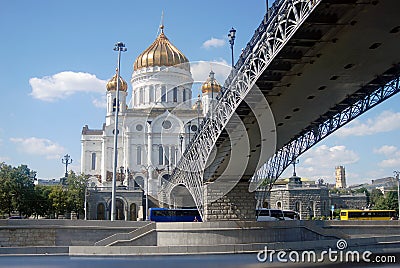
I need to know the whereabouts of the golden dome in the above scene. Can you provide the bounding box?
[133,25,190,72]
[201,70,221,94]
[106,70,128,92]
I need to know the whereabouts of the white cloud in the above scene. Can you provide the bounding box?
[10,137,65,159]
[374,145,398,156]
[202,37,225,49]
[190,59,231,85]
[336,111,400,137]
[281,145,359,182]
[374,145,400,168]
[303,145,359,167]
[29,71,107,102]
[379,158,400,168]
[92,95,107,109]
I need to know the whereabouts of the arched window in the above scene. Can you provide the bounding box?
[130,203,137,221]
[140,88,144,104]
[161,86,166,102]
[295,201,301,212]
[276,201,282,209]
[116,199,125,220]
[149,86,154,103]
[113,98,117,112]
[91,152,96,170]
[183,88,186,102]
[158,146,164,165]
[136,146,142,165]
[309,201,315,218]
[173,87,178,102]
[97,203,105,220]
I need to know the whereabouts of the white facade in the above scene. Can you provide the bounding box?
[81,28,216,197]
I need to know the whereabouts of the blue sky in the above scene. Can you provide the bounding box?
[0,0,399,186]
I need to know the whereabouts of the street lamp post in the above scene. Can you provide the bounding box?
[228,27,236,68]
[291,158,299,177]
[210,70,215,118]
[142,165,153,221]
[84,185,88,220]
[62,154,72,178]
[111,42,127,221]
[196,94,201,132]
[179,134,184,155]
[395,171,400,217]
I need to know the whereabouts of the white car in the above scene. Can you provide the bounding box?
[256,209,285,221]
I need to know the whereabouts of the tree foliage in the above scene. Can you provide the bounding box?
[0,163,35,217]
[370,187,398,213]
[65,171,88,218]
[0,162,88,219]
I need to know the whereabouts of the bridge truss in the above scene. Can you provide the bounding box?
[255,66,400,198]
[160,0,323,219]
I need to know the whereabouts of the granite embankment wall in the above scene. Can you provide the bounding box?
[0,219,146,247]
[1,219,400,255]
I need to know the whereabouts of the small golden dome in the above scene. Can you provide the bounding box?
[133,25,190,72]
[106,70,128,92]
[201,70,221,94]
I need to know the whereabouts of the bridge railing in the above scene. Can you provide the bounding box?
[225,0,286,88]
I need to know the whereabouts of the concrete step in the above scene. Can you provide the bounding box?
[95,222,156,246]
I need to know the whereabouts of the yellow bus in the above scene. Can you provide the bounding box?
[340,209,397,220]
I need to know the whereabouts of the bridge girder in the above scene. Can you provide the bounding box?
[160,0,400,221]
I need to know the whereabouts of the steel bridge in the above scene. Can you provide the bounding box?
[160,0,400,220]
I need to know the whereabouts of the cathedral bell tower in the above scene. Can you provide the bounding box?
[106,69,128,118]
[201,70,221,116]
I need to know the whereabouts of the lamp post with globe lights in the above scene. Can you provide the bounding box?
[111,42,127,221]
[228,27,236,68]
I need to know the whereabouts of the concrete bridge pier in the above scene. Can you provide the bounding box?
[204,181,256,221]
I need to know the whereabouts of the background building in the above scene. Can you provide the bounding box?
[335,166,346,188]
[258,173,367,220]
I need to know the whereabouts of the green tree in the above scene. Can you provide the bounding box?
[0,163,36,217]
[370,188,384,208]
[49,186,68,218]
[375,190,398,213]
[32,185,53,218]
[66,171,88,218]
[0,163,14,216]
[11,165,35,217]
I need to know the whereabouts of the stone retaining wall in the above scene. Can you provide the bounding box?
[0,219,146,247]
[204,182,256,221]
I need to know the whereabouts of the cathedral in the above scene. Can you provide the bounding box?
[81,24,221,220]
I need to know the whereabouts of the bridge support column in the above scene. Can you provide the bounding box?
[204,181,256,221]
